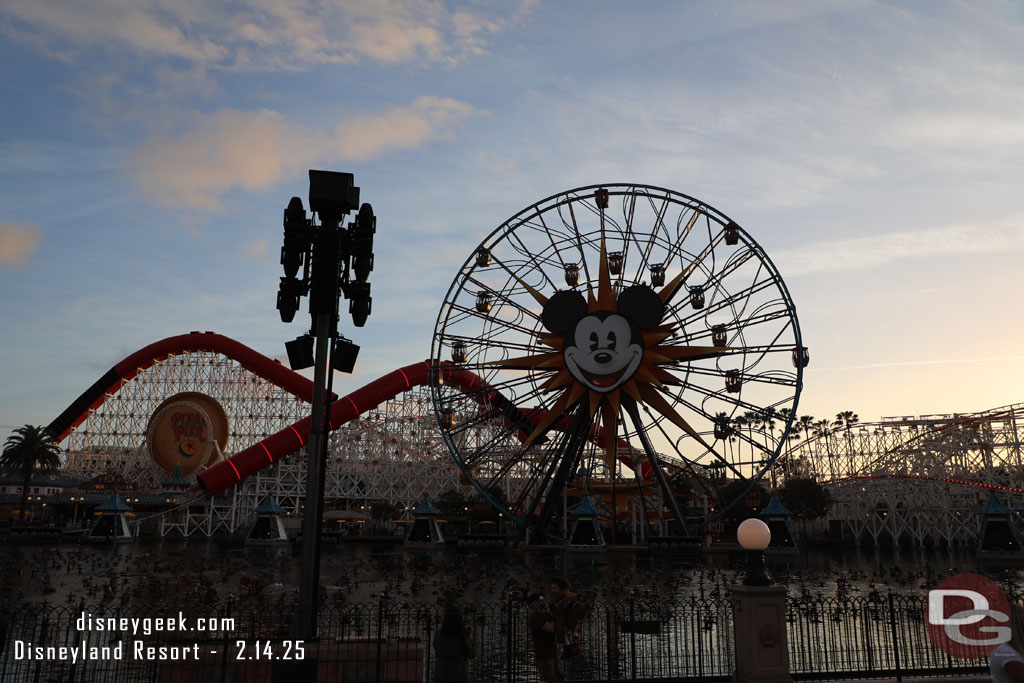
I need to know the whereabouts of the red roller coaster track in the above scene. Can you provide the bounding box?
[48,332,646,498]
[48,332,322,443]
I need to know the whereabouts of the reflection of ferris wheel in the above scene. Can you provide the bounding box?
[430,184,806,543]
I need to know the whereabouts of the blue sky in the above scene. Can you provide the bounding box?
[2,0,1024,443]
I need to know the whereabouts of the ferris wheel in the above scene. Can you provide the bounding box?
[430,184,806,543]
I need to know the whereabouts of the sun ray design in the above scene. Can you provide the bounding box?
[488,200,736,482]
[519,382,586,451]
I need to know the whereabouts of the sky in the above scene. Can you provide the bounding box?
[2,0,1024,445]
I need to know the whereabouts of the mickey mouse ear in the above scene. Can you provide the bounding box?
[541,290,588,333]
[618,285,665,329]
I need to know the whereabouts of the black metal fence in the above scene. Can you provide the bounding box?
[787,593,988,680]
[0,593,990,682]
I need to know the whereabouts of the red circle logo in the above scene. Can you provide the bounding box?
[926,573,1010,659]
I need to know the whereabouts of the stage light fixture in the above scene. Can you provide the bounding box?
[276,277,306,323]
[351,203,376,283]
[347,282,372,327]
[281,197,309,279]
[332,336,360,374]
[308,170,359,222]
[285,334,315,370]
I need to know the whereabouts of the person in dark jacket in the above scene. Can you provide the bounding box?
[528,593,563,683]
[550,577,584,656]
[433,604,474,683]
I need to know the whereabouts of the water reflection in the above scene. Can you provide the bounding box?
[3,540,1021,611]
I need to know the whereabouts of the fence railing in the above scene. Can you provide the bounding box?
[787,592,988,680]
[0,593,990,682]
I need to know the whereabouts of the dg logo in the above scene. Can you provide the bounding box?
[926,573,1011,659]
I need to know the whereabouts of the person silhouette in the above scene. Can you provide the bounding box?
[527,593,562,683]
[433,603,474,683]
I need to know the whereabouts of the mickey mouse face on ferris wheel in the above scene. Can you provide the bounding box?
[541,285,665,394]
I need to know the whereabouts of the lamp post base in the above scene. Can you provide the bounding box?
[729,584,792,683]
[743,549,772,586]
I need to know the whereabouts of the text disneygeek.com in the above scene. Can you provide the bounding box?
[11,611,305,663]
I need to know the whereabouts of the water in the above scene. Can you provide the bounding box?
[3,538,1021,611]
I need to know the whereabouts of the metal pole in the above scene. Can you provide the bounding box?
[623,401,690,536]
[888,592,902,682]
[296,310,333,640]
[219,598,231,683]
[506,595,514,683]
[629,596,637,681]
[375,594,385,683]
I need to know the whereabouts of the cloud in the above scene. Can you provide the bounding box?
[240,240,268,261]
[131,96,480,210]
[333,96,480,161]
[2,0,536,69]
[131,108,310,211]
[0,223,42,265]
[772,216,1024,277]
[1,0,225,62]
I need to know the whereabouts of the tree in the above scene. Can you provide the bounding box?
[776,408,798,479]
[777,477,832,521]
[1,425,62,524]
[760,406,779,443]
[436,488,471,516]
[369,501,400,522]
[759,407,779,488]
[833,410,860,476]
[739,410,759,461]
[833,410,859,431]
[712,412,733,439]
[797,415,816,442]
[715,479,769,534]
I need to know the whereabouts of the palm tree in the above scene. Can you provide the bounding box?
[776,407,795,480]
[1,425,62,524]
[735,411,757,466]
[798,415,816,442]
[813,419,835,478]
[833,410,860,475]
[833,410,859,431]
[760,407,779,445]
[712,412,733,440]
[759,407,779,488]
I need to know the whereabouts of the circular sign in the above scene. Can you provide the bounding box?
[925,573,1011,659]
[146,392,229,475]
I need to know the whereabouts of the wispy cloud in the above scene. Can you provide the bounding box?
[131,96,481,210]
[1,0,536,69]
[0,223,42,266]
[239,240,268,261]
[772,217,1024,277]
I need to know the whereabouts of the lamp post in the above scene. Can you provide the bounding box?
[731,517,792,683]
[276,170,377,642]
[737,517,772,586]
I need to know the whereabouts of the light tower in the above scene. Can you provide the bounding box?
[276,170,377,641]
